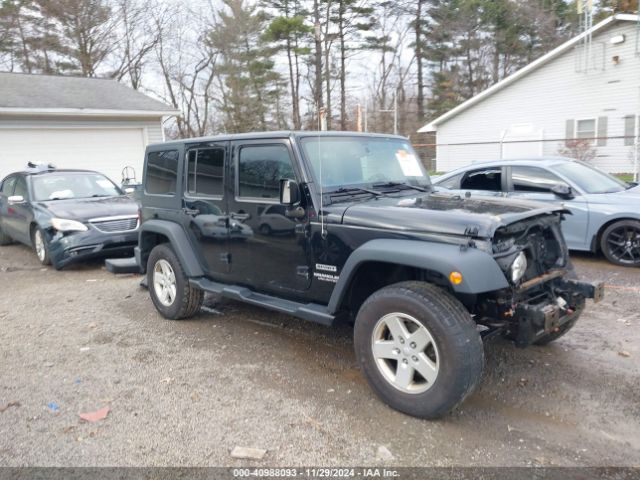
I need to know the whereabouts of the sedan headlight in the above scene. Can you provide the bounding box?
[51,218,88,232]
[510,251,527,283]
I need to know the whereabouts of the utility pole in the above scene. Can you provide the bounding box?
[635,87,639,182]
[314,0,323,129]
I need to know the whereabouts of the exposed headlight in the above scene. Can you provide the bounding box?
[510,251,527,283]
[51,218,88,232]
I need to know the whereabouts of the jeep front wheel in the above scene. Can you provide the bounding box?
[147,243,203,320]
[354,281,484,419]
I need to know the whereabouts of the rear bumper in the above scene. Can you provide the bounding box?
[48,229,138,269]
[511,277,604,347]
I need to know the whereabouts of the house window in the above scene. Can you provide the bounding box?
[576,119,597,144]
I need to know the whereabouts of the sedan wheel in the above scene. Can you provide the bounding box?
[32,228,51,265]
[601,220,640,267]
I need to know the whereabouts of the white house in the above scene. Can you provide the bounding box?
[418,14,640,174]
[0,72,179,183]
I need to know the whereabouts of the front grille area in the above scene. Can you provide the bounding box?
[90,216,139,233]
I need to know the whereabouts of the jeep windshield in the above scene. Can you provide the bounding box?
[32,172,122,201]
[299,136,431,194]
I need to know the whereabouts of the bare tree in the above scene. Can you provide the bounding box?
[111,0,164,90]
[153,4,219,138]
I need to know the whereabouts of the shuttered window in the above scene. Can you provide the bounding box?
[565,119,574,146]
[576,119,597,144]
[625,115,637,146]
[597,116,607,146]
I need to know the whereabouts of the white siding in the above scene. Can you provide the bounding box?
[0,115,166,183]
[434,21,640,173]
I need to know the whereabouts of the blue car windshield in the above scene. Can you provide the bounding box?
[32,173,122,201]
[299,136,431,190]
[554,162,628,194]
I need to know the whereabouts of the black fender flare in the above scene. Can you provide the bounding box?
[327,239,509,314]
[137,219,204,277]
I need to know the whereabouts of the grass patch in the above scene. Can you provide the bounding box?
[614,173,636,183]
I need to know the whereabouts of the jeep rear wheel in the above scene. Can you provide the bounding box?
[354,281,484,419]
[147,243,203,320]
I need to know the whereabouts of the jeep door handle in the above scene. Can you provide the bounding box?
[230,212,251,221]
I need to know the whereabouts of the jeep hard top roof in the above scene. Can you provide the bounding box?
[152,130,408,148]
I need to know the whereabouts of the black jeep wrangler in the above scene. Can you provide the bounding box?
[129,131,603,418]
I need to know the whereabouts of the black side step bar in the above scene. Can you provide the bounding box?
[105,257,140,274]
[190,277,335,327]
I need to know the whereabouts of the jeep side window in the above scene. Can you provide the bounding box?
[187,148,224,197]
[146,150,179,195]
[238,145,294,199]
[460,168,502,191]
[511,166,563,193]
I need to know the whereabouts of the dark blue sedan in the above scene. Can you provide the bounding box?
[0,164,139,269]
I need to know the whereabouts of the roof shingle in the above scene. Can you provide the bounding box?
[0,72,177,114]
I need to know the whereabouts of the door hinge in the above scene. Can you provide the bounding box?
[219,252,231,264]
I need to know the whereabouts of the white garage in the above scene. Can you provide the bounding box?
[0,72,179,184]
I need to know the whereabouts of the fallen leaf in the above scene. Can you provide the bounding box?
[618,351,631,358]
[79,406,110,422]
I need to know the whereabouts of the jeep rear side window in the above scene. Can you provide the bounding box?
[461,168,502,191]
[238,145,294,199]
[146,150,179,195]
[187,148,224,197]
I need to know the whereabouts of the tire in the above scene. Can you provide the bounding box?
[600,220,640,267]
[147,243,203,320]
[534,305,583,346]
[354,281,484,419]
[32,227,51,266]
[0,224,12,245]
[259,224,272,236]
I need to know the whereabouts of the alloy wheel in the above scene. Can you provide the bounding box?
[34,230,46,262]
[606,225,640,265]
[371,312,439,394]
[153,259,177,307]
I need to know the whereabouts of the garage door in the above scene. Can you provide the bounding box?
[0,128,146,185]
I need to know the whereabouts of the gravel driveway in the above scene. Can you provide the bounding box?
[0,244,638,467]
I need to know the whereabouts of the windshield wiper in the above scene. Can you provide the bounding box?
[372,181,431,192]
[328,187,383,197]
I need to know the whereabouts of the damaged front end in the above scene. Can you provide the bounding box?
[475,213,604,347]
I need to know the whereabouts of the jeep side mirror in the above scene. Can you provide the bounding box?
[279,179,300,206]
[550,184,574,199]
[8,195,25,205]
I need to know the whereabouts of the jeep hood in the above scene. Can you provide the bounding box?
[36,196,139,221]
[337,192,566,239]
